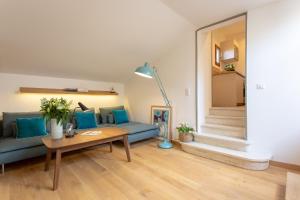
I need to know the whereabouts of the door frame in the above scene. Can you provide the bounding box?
[195,12,248,138]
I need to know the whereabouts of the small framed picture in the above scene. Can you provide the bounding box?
[151,106,172,140]
[215,44,221,67]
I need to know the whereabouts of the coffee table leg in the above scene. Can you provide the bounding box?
[123,135,131,162]
[109,142,113,152]
[53,149,61,190]
[44,149,52,171]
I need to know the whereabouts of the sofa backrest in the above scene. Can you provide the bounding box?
[0,120,3,137]
[2,112,43,137]
[99,105,125,124]
[1,111,102,137]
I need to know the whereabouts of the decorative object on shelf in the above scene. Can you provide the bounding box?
[63,88,78,92]
[135,62,173,149]
[77,88,89,93]
[176,123,194,142]
[150,105,172,149]
[224,63,235,71]
[40,98,72,139]
[19,87,118,95]
[214,44,221,67]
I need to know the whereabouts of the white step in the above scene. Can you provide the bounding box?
[205,115,245,127]
[194,133,249,151]
[181,142,272,170]
[209,107,245,117]
[201,123,245,139]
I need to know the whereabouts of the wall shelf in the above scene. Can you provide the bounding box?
[19,87,118,95]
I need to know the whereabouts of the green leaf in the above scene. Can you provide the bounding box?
[40,97,72,125]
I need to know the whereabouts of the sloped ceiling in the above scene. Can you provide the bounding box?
[0,0,278,83]
[0,0,193,82]
[160,0,278,27]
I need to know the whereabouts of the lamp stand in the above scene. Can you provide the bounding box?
[153,67,173,149]
[159,138,173,149]
[134,63,173,149]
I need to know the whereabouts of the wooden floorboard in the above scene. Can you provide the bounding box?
[0,139,294,200]
[286,172,300,200]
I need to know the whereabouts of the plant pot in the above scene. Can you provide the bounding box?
[179,133,193,142]
[50,118,63,139]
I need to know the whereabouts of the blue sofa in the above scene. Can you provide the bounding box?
[0,110,159,172]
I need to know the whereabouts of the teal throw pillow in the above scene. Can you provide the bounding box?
[16,117,47,138]
[75,111,97,129]
[112,110,129,124]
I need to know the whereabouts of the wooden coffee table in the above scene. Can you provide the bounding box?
[42,127,131,190]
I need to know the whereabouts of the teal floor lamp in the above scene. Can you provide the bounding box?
[135,62,173,149]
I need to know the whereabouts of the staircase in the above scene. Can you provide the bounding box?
[181,107,272,170]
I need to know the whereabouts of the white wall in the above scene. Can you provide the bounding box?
[247,0,300,165]
[125,30,196,139]
[126,0,300,165]
[0,73,124,118]
[197,30,212,128]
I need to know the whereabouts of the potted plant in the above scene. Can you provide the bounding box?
[40,98,72,139]
[224,63,235,71]
[176,123,194,142]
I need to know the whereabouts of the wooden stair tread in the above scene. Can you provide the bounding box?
[202,123,245,130]
[195,133,249,144]
[211,107,245,111]
[206,115,245,119]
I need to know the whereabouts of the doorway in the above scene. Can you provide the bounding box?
[211,18,246,107]
[196,14,247,137]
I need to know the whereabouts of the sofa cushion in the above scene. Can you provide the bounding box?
[116,122,158,135]
[99,106,124,124]
[75,123,114,132]
[112,110,129,124]
[16,117,47,138]
[11,122,17,137]
[107,113,114,124]
[2,112,42,137]
[75,111,97,129]
[71,109,100,128]
[0,136,45,153]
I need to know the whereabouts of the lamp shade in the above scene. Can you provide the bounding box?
[134,62,154,78]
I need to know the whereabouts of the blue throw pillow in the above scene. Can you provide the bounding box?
[112,110,129,124]
[16,117,47,138]
[75,111,97,129]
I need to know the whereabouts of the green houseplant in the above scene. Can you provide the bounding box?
[40,98,72,139]
[224,63,235,71]
[176,123,194,142]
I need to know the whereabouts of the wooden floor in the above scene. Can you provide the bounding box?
[0,139,294,200]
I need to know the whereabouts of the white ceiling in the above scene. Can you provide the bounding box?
[0,0,278,83]
[160,0,278,27]
[0,0,193,82]
[212,20,246,39]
